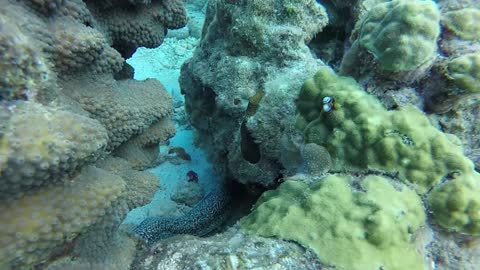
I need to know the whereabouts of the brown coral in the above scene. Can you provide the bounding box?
[67,77,173,150]
[0,102,108,199]
[114,118,176,169]
[0,166,125,269]
[0,0,178,269]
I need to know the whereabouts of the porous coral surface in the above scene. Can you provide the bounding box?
[0,0,183,268]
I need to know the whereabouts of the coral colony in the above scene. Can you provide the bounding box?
[1,0,479,269]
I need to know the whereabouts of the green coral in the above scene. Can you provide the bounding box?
[443,8,480,41]
[241,175,426,270]
[446,52,480,94]
[357,0,440,71]
[428,172,480,235]
[296,67,476,193]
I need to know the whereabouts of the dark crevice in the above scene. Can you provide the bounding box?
[240,121,261,164]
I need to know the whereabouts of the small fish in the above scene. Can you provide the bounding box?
[187,170,198,182]
[322,96,339,112]
[168,147,191,161]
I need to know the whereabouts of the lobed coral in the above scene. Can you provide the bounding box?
[0,166,125,269]
[241,175,426,270]
[341,0,440,78]
[442,8,480,41]
[296,67,477,193]
[0,102,108,199]
[446,52,480,95]
[359,0,440,71]
[428,172,480,235]
[0,0,181,268]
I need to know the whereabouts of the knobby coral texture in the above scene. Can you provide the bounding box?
[0,0,185,269]
[2,0,480,269]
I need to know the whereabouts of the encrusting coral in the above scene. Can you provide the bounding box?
[241,174,426,270]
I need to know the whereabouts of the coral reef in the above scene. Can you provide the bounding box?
[293,67,480,238]
[241,174,426,270]
[342,0,440,73]
[180,0,329,186]
[0,166,125,269]
[0,0,184,268]
[178,1,480,267]
[2,0,480,269]
[296,67,477,193]
[0,102,108,199]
